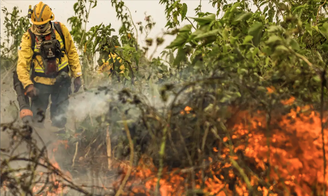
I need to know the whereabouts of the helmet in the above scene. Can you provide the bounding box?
[31,2,55,25]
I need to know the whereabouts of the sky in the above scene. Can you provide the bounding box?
[0,0,218,58]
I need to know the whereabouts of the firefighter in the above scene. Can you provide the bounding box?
[96,36,124,76]
[16,2,82,132]
[97,52,123,75]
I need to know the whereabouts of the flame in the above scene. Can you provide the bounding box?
[52,140,69,152]
[32,140,72,196]
[232,108,328,195]
[4,87,327,195]
[266,86,275,94]
[112,95,328,195]
[180,106,192,115]
[112,157,185,196]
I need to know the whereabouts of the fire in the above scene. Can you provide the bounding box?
[52,140,69,152]
[4,91,325,195]
[180,106,192,115]
[233,108,328,195]
[112,157,185,196]
[32,139,72,196]
[219,94,328,195]
[112,95,328,195]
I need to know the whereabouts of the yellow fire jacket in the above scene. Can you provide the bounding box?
[97,53,123,74]
[16,22,82,89]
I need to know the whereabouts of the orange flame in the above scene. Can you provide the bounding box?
[32,140,72,196]
[112,94,328,195]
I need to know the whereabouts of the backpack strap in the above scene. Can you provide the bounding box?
[27,22,68,80]
[27,28,37,79]
[27,22,66,56]
[28,28,36,57]
[53,22,66,52]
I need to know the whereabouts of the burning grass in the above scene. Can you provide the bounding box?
[1,85,328,196]
[108,94,328,196]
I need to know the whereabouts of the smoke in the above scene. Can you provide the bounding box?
[66,89,112,122]
[0,64,206,195]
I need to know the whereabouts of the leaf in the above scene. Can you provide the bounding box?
[222,28,229,40]
[146,38,153,46]
[266,35,282,45]
[323,22,328,30]
[191,53,202,65]
[252,47,259,59]
[174,48,186,66]
[289,39,300,51]
[190,14,216,26]
[316,51,324,63]
[220,94,231,103]
[166,33,189,49]
[305,23,312,36]
[190,29,205,37]
[248,22,263,46]
[181,3,188,20]
[268,8,275,21]
[292,4,308,15]
[156,37,165,46]
[194,29,221,40]
[243,35,253,44]
[313,75,321,83]
[169,52,174,63]
[202,36,218,46]
[230,2,241,11]
[234,12,252,22]
[318,22,328,39]
[208,20,218,30]
[265,57,270,66]
[92,0,98,8]
[267,25,285,33]
[263,6,269,13]
[179,24,192,32]
[238,68,248,75]
[73,2,79,12]
[275,45,289,53]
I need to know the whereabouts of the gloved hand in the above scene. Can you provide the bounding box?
[74,77,82,93]
[25,84,38,98]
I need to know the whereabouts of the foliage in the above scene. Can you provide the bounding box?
[0,6,31,70]
[67,0,98,84]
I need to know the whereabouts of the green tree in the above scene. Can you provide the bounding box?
[0,6,31,71]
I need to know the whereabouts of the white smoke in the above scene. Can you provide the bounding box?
[66,89,112,122]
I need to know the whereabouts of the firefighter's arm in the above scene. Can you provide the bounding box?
[16,32,34,89]
[60,23,82,78]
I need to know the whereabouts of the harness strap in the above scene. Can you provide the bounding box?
[53,22,66,53]
[28,28,36,58]
[27,22,67,79]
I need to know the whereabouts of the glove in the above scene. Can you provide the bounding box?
[74,77,82,93]
[25,84,38,98]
